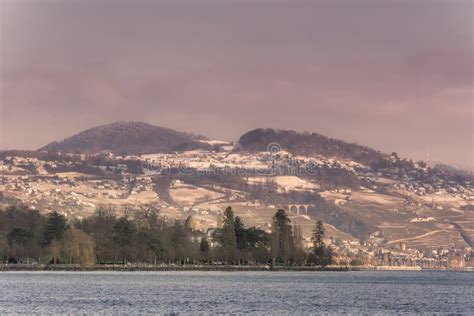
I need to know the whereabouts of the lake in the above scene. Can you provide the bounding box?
[0,271,472,314]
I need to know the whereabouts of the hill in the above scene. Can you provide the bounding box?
[3,125,473,256]
[40,121,210,155]
[238,128,386,165]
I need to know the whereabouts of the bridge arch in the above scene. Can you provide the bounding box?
[286,204,314,216]
[298,205,307,215]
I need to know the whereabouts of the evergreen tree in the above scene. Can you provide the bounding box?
[42,211,68,246]
[281,220,294,263]
[245,227,270,264]
[313,220,324,248]
[7,227,40,263]
[311,220,333,267]
[271,209,295,264]
[234,216,247,251]
[221,207,237,264]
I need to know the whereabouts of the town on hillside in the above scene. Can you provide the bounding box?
[1,137,473,269]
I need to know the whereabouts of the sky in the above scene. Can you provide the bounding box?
[0,0,472,168]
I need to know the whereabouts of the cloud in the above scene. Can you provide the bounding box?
[0,0,472,168]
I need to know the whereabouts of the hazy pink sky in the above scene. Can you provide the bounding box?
[0,0,472,168]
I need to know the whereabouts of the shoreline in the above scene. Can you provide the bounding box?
[0,264,347,272]
[1,264,472,272]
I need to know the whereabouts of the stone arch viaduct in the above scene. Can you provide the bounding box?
[284,204,315,216]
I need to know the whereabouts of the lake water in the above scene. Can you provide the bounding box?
[0,271,472,314]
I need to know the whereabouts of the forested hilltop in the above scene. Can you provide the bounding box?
[238,128,386,165]
[40,121,211,155]
[0,204,332,268]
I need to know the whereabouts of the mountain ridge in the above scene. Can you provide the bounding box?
[40,122,389,165]
[38,122,467,173]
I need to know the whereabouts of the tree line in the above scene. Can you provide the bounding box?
[0,204,332,267]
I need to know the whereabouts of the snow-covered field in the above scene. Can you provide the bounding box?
[350,191,405,205]
[169,180,224,206]
[246,176,320,192]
